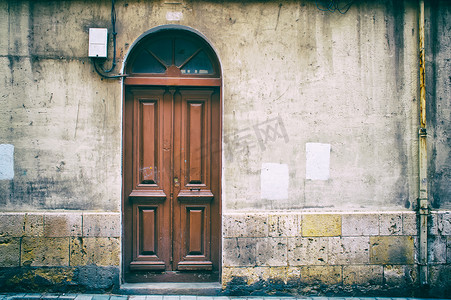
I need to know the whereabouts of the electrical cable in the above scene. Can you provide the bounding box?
[92,0,127,79]
[92,58,127,79]
[315,0,356,14]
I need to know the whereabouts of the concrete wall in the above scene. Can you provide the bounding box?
[0,0,419,212]
[426,0,451,210]
[0,0,450,296]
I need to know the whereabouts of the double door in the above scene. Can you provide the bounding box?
[123,87,220,282]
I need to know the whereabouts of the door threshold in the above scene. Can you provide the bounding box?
[119,282,222,295]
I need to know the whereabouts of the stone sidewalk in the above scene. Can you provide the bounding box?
[0,295,443,300]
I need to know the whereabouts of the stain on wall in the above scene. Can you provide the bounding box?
[426,0,451,209]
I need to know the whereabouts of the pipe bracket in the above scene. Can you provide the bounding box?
[419,127,427,137]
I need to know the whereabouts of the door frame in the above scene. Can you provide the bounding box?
[121,25,223,283]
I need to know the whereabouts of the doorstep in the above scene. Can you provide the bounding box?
[119,283,223,296]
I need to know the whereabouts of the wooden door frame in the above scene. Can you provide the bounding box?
[121,25,222,284]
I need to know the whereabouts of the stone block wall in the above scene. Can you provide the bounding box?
[427,212,451,296]
[222,211,451,297]
[0,212,120,292]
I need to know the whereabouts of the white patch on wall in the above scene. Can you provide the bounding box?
[306,143,331,180]
[166,11,183,21]
[0,144,14,180]
[261,163,289,200]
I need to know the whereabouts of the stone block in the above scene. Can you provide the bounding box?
[328,237,370,265]
[429,265,451,297]
[379,213,402,235]
[300,266,342,285]
[268,214,299,237]
[0,237,20,267]
[24,213,44,237]
[342,214,379,236]
[222,266,302,289]
[402,212,417,235]
[448,236,451,263]
[301,214,341,237]
[223,214,268,238]
[0,213,25,237]
[438,212,451,236]
[383,265,418,287]
[44,213,82,237]
[223,238,257,266]
[269,266,301,283]
[343,265,383,285]
[0,268,76,291]
[428,235,447,264]
[70,237,120,266]
[21,237,69,267]
[82,212,120,237]
[256,237,287,266]
[287,237,327,266]
[222,266,260,286]
[369,236,414,264]
[429,212,439,235]
[74,265,119,291]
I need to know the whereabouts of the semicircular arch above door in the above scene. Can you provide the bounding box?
[124,28,221,86]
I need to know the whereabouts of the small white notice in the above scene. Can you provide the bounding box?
[261,163,289,200]
[166,11,183,21]
[0,144,14,180]
[306,143,331,180]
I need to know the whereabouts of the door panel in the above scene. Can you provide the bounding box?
[124,87,220,282]
[176,204,212,271]
[188,103,203,183]
[140,101,158,184]
[130,204,166,271]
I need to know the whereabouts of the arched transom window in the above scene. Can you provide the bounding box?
[126,30,220,79]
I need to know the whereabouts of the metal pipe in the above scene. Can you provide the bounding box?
[418,0,429,287]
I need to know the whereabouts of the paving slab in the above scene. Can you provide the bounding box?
[146,297,164,300]
[91,296,111,300]
[74,296,98,300]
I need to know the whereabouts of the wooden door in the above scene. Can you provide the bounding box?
[123,86,220,282]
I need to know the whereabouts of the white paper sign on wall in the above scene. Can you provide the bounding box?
[261,163,289,200]
[0,144,14,180]
[306,143,331,180]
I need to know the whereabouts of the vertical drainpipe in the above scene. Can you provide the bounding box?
[418,0,429,287]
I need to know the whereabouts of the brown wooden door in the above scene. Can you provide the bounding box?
[123,86,220,282]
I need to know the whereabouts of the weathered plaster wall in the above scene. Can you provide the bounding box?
[0,0,420,212]
[217,0,419,211]
[0,0,122,211]
[426,0,451,210]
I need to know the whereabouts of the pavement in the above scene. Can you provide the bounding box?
[0,295,445,300]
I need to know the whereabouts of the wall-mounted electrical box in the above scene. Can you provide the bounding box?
[88,28,108,58]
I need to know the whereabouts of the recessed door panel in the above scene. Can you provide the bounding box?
[130,204,166,271]
[140,101,158,184]
[141,208,157,254]
[188,103,203,184]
